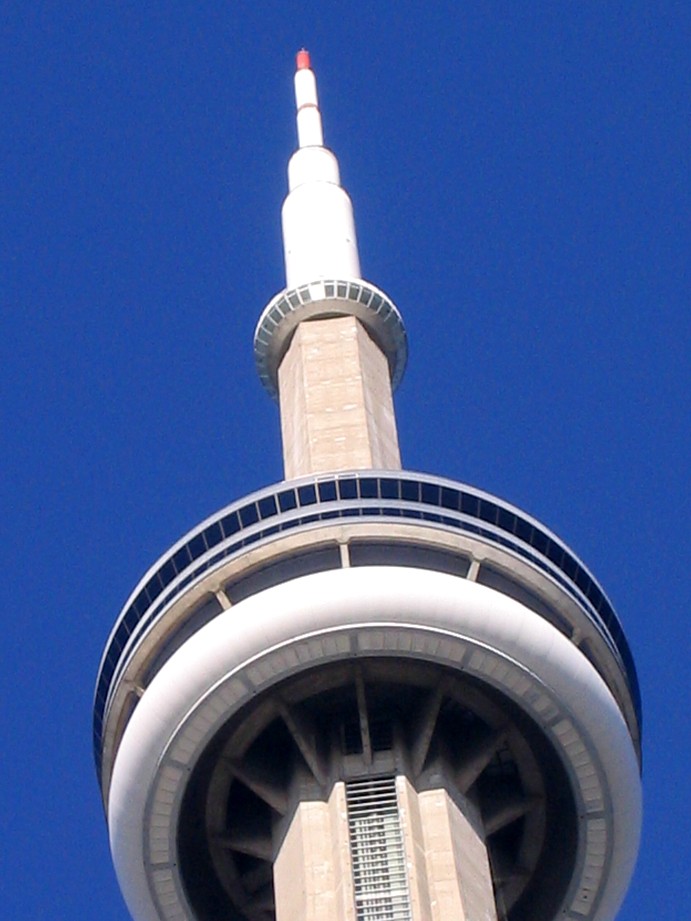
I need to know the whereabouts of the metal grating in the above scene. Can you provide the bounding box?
[345,776,412,921]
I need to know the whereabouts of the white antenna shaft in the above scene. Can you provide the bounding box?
[281,50,361,288]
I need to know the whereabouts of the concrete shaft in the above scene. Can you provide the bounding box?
[274,784,355,921]
[273,774,497,921]
[410,783,498,921]
[278,315,401,478]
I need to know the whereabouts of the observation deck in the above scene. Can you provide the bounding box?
[94,470,641,790]
[94,470,641,921]
[254,278,407,399]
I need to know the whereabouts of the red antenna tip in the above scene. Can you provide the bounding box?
[296,49,311,71]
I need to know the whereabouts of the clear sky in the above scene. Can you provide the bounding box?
[1,4,689,919]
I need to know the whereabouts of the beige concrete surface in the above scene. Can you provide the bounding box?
[274,772,497,921]
[419,786,498,921]
[273,783,356,921]
[278,315,401,478]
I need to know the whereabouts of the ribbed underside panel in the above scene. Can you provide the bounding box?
[345,776,412,921]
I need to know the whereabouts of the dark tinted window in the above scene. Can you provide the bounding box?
[204,522,223,550]
[380,478,399,500]
[350,540,470,578]
[478,499,498,526]
[401,479,419,502]
[441,487,460,511]
[173,544,192,571]
[159,558,176,588]
[532,530,548,554]
[338,478,358,499]
[226,545,341,604]
[514,517,532,543]
[318,480,337,502]
[144,572,163,601]
[545,539,564,568]
[461,493,478,516]
[189,533,206,559]
[497,507,516,534]
[239,503,259,527]
[220,512,240,537]
[278,490,297,512]
[562,553,578,579]
[421,482,439,505]
[298,484,317,506]
[258,495,278,519]
[360,478,378,498]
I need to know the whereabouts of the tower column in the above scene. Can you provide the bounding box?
[273,772,498,921]
[278,315,401,478]
[273,783,356,921]
[414,783,498,921]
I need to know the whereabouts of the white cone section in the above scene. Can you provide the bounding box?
[108,567,641,921]
[282,62,361,288]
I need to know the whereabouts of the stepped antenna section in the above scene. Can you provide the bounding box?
[255,51,406,477]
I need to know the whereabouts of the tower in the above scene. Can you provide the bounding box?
[94,51,641,921]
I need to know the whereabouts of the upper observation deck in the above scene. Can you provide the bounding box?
[94,469,641,791]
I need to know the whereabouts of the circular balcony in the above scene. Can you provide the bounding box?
[253,278,408,399]
[94,470,641,790]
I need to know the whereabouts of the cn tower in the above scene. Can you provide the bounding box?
[94,51,641,921]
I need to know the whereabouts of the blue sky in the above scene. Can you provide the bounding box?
[1,4,689,919]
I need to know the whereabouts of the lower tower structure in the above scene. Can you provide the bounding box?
[94,51,641,921]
